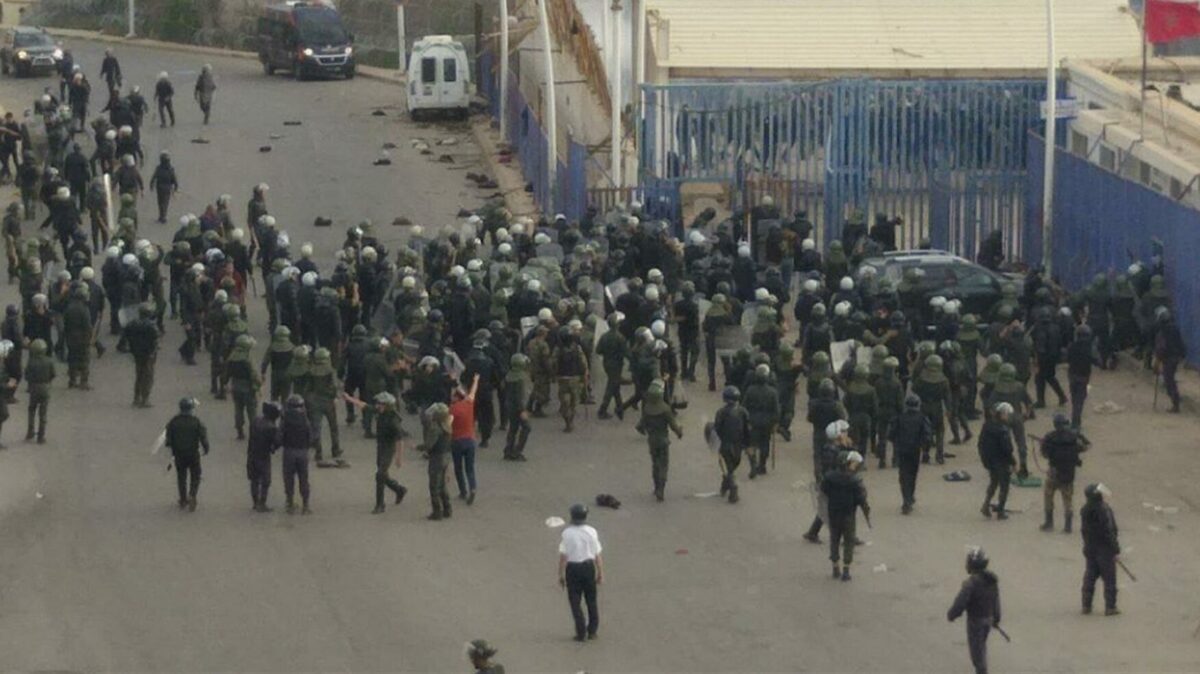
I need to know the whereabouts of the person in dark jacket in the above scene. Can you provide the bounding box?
[63,143,90,212]
[714,386,750,504]
[743,364,779,477]
[595,312,628,418]
[1039,414,1088,532]
[99,49,122,91]
[822,450,869,581]
[948,548,1001,674]
[890,394,932,514]
[1066,324,1101,430]
[23,338,54,443]
[247,402,281,512]
[154,72,175,127]
[279,394,313,514]
[1153,309,1186,414]
[636,379,683,502]
[978,402,1016,520]
[165,397,209,511]
[502,353,531,461]
[1080,482,1121,615]
[148,151,178,224]
[1031,308,1067,408]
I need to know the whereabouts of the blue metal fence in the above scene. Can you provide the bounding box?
[1025,133,1200,366]
[639,79,1046,258]
[477,48,587,223]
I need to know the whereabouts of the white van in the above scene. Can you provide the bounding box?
[407,35,470,119]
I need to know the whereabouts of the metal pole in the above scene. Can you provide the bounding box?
[1041,0,1056,276]
[126,0,136,38]
[1141,7,1148,138]
[536,0,557,214]
[396,3,406,73]
[499,0,509,143]
[610,0,623,188]
[633,0,645,184]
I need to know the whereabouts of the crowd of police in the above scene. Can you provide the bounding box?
[0,47,1188,673]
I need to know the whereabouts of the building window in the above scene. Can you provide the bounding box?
[1071,130,1088,156]
[1099,144,1116,172]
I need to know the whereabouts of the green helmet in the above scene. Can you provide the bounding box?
[883,356,899,370]
[274,325,291,338]
[999,363,1017,378]
[962,314,977,327]
[818,377,836,398]
[292,346,310,361]
[235,334,254,349]
[30,338,47,354]
[223,303,239,318]
[926,354,943,369]
[313,347,331,364]
[986,353,1003,367]
[852,363,870,380]
[871,345,888,361]
[812,351,830,366]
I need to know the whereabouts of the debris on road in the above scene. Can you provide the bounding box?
[595,494,621,509]
[269,133,284,140]
[313,217,332,228]
[373,151,392,166]
[259,146,272,153]
[437,154,454,163]
[544,516,565,528]
[943,470,971,482]
[438,137,459,146]
[392,216,412,226]
[190,138,210,144]
[283,120,303,126]
[873,563,888,573]
[371,109,386,116]
[382,142,397,149]
[1095,401,1125,415]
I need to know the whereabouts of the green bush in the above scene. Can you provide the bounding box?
[156,0,200,43]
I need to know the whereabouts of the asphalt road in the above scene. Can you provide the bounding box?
[0,38,1199,673]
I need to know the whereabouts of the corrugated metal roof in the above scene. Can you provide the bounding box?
[647,0,1142,73]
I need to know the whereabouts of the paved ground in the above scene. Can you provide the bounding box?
[0,38,1199,673]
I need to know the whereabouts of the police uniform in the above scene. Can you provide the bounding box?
[635,381,682,501]
[165,402,209,510]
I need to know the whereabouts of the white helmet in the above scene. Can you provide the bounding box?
[121,253,138,266]
[214,289,228,303]
[449,265,465,278]
[687,230,705,245]
[301,271,318,287]
[511,223,525,235]
[755,287,770,302]
[648,268,663,283]
[230,228,244,242]
[106,246,121,259]
[645,286,659,302]
[361,246,377,261]
[80,267,95,281]
[498,242,512,255]
[859,265,877,278]
[263,215,277,228]
[834,301,851,317]
[55,186,70,199]
[158,71,169,80]
[276,232,290,248]
[190,262,205,274]
[839,277,854,291]
[401,276,416,289]
[411,224,424,237]
[930,296,947,309]
[651,319,666,337]
[104,129,117,140]
[738,244,751,258]
[495,227,509,241]
[944,300,960,315]
[537,307,553,322]
[802,238,815,251]
[300,243,313,258]
[534,232,551,245]
[466,259,483,272]
[825,419,850,440]
[527,279,541,292]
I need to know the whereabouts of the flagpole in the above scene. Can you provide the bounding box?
[1042,0,1056,277]
[1141,2,1148,138]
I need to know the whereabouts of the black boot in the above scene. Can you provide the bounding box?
[1040,511,1053,531]
[1063,512,1073,534]
[803,518,822,543]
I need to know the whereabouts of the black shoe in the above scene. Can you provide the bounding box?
[467,491,476,506]
[803,531,821,544]
[188,498,197,512]
[981,504,992,519]
[654,488,664,502]
[395,486,407,504]
[1082,605,1092,615]
[921,453,930,464]
[573,635,586,642]
[901,503,912,515]
[427,512,443,521]
[597,411,611,420]
[371,505,385,514]
[841,568,851,582]
[1033,401,1046,409]
[995,510,1009,520]
[587,632,597,640]
[779,428,792,441]
[1105,607,1120,616]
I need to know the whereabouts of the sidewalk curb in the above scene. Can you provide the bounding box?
[43,28,405,85]
[467,116,540,220]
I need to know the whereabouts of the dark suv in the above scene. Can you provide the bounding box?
[1,27,62,78]
[257,2,356,80]
[859,250,1023,324]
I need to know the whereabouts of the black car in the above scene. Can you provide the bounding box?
[1,27,62,77]
[859,250,1023,325]
[257,2,356,80]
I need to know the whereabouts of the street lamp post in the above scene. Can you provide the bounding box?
[1042,0,1057,275]
[127,0,136,38]
[610,0,623,188]
[499,0,509,143]
[536,0,557,214]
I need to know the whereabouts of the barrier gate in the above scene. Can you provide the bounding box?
[636,78,1047,261]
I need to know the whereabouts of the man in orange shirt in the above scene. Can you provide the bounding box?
[450,374,481,505]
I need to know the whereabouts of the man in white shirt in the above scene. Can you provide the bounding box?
[558,503,604,641]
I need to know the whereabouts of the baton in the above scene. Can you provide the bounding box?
[994,624,1011,643]
[771,432,777,470]
[863,509,873,529]
[1117,559,1138,582]
[1153,373,1159,411]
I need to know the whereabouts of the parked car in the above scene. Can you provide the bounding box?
[859,249,1023,324]
[1,27,62,78]
[407,35,470,120]
[257,1,356,80]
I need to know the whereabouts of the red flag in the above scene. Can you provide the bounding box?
[1146,0,1200,43]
